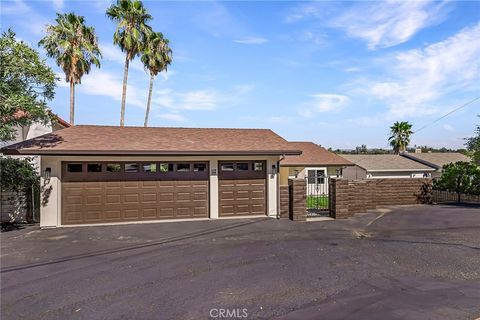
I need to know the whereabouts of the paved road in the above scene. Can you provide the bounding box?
[1,205,479,319]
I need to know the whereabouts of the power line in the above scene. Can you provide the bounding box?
[413,96,480,133]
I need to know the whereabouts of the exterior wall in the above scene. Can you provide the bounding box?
[329,178,431,218]
[40,155,281,227]
[343,166,433,180]
[368,171,431,179]
[280,165,344,185]
[342,165,367,180]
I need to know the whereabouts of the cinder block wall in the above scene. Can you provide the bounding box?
[330,178,431,218]
[279,185,290,218]
[288,179,306,221]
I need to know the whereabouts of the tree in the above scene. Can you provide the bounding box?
[465,116,480,165]
[434,161,480,201]
[0,157,41,224]
[106,0,152,126]
[39,13,101,126]
[141,31,172,127]
[388,121,413,154]
[0,30,57,142]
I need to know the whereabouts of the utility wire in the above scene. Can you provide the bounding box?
[414,96,480,133]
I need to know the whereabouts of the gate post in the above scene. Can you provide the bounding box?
[329,178,350,219]
[288,178,306,221]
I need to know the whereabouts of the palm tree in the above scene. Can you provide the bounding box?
[141,32,172,127]
[389,121,413,154]
[39,13,101,125]
[106,0,152,126]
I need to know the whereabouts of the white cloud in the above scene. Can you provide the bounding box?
[51,0,64,11]
[361,22,480,117]
[344,67,361,73]
[157,113,186,122]
[2,0,50,35]
[285,4,324,23]
[299,94,350,117]
[331,1,447,49]
[234,37,268,45]
[62,69,146,108]
[443,124,456,132]
[99,42,145,73]
[154,89,218,111]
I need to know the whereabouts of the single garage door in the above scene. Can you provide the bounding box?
[62,162,209,225]
[218,161,266,217]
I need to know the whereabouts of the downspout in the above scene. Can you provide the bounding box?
[276,155,286,219]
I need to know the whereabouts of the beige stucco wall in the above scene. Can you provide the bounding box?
[279,165,344,185]
[40,155,280,227]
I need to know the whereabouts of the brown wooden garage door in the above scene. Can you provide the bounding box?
[61,162,209,225]
[218,161,266,217]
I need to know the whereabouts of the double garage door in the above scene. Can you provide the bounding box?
[61,161,266,225]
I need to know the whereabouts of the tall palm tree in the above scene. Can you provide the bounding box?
[389,121,413,154]
[106,0,152,126]
[141,32,172,127]
[39,13,101,125]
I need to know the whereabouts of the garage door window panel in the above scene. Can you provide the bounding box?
[176,163,191,172]
[87,163,103,173]
[142,163,157,173]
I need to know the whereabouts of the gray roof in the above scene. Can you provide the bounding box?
[401,152,471,169]
[341,154,435,172]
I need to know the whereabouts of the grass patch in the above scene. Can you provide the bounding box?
[307,195,329,208]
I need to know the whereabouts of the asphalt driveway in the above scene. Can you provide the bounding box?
[1,205,479,320]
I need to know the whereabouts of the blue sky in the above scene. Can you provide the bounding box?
[2,0,480,149]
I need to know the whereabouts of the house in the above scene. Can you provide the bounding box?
[1,125,301,227]
[0,113,70,223]
[341,154,436,180]
[279,142,353,185]
[1,111,70,147]
[401,152,471,178]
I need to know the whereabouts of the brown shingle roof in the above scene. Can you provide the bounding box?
[281,142,353,166]
[341,154,435,171]
[1,125,302,156]
[401,152,471,169]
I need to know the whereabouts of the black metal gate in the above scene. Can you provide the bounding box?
[305,170,330,217]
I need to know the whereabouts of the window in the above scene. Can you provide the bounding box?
[221,163,234,171]
[253,162,264,171]
[307,169,325,184]
[176,163,191,172]
[106,163,121,172]
[125,163,139,173]
[194,163,207,172]
[143,163,157,173]
[236,163,249,171]
[159,163,174,173]
[67,163,83,173]
[87,163,102,173]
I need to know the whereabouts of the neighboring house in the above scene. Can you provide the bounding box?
[279,142,353,194]
[0,114,70,223]
[401,152,471,178]
[341,154,436,180]
[1,125,301,228]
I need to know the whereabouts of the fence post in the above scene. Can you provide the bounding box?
[288,178,306,221]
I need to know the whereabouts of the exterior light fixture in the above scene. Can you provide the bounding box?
[44,167,51,180]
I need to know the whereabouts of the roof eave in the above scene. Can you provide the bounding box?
[2,149,302,156]
[280,163,354,167]
[367,168,436,172]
